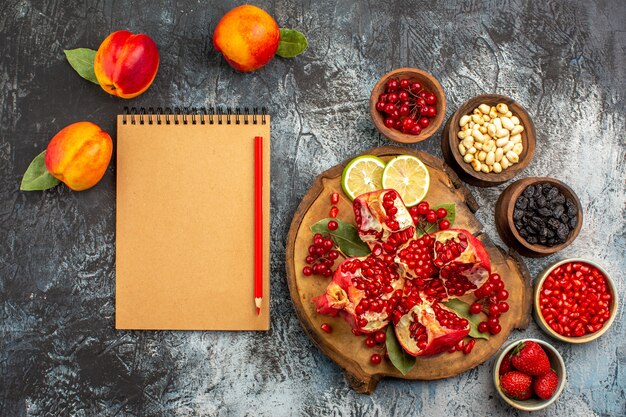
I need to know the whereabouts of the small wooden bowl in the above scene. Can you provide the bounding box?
[441,94,536,187]
[369,68,446,144]
[534,258,618,343]
[494,338,567,411]
[495,177,583,258]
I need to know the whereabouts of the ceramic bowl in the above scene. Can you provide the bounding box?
[369,67,446,144]
[440,94,536,187]
[495,177,583,257]
[493,338,566,411]
[534,258,618,343]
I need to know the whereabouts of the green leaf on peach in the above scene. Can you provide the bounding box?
[276,28,308,58]
[20,150,60,191]
[64,48,99,85]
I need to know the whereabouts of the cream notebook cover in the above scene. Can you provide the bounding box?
[115,111,270,330]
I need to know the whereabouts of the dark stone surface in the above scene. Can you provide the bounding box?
[1,0,625,415]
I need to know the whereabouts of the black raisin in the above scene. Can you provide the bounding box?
[538,207,552,217]
[553,205,564,219]
[527,236,538,244]
[519,228,529,238]
[537,195,546,208]
[569,217,577,229]
[534,184,543,198]
[557,223,569,240]
[547,238,556,246]
[516,197,528,210]
[523,185,535,198]
[554,194,565,205]
[547,187,559,200]
[547,218,560,230]
[547,229,555,238]
[560,214,569,224]
[539,227,548,237]
[513,209,524,220]
[529,198,537,210]
[539,235,547,244]
[566,200,577,216]
[515,221,524,231]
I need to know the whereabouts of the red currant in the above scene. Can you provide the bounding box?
[489,324,502,335]
[370,353,382,365]
[365,337,377,348]
[384,118,395,128]
[387,93,398,103]
[470,302,482,315]
[410,81,422,92]
[418,117,430,128]
[425,93,437,105]
[327,220,338,231]
[398,91,409,101]
[478,321,489,333]
[384,103,396,114]
[417,201,430,215]
[399,79,410,89]
[375,101,386,112]
[496,290,509,301]
[386,79,399,92]
[302,266,312,276]
[410,125,422,135]
[374,331,386,344]
[438,219,450,230]
[426,210,437,223]
[498,302,509,313]
[436,208,448,219]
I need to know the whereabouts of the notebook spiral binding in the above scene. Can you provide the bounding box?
[122,106,268,125]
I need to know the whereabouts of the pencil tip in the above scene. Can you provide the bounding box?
[256,307,261,315]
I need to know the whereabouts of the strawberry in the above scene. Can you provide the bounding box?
[500,371,533,400]
[499,351,514,376]
[511,341,551,376]
[533,369,559,400]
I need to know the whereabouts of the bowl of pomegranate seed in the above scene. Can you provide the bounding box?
[494,338,566,411]
[534,258,618,343]
[369,68,446,143]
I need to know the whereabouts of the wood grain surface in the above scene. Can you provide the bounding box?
[285,146,532,393]
[0,0,624,416]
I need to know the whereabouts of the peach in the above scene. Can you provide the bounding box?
[94,30,159,99]
[213,5,280,72]
[44,122,113,191]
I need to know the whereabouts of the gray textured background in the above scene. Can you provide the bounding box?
[1,0,625,416]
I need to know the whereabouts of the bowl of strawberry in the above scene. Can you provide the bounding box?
[534,258,618,343]
[494,339,566,411]
[370,68,446,144]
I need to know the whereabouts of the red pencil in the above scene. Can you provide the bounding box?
[254,136,263,315]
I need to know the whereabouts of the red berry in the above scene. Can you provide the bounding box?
[489,324,502,335]
[386,79,399,92]
[425,93,437,105]
[399,104,410,116]
[409,125,422,135]
[376,101,386,112]
[384,103,396,114]
[398,91,409,101]
[327,220,338,231]
[330,192,339,205]
[374,331,386,344]
[438,219,450,230]
[478,321,489,333]
[416,97,426,107]
[401,117,415,132]
[498,302,509,313]
[399,79,410,89]
[426,210,437,223]
[410,81,422,92]
[418,117,430,128]
[370,353,382,365]
[302,266,313,276]
[365,337,377,348]
[436,208,448,219]
[470,302,482,315]
[329,206,339,218]
[417,201,429,215]
[384,117,395,128]
[320,323,332,333]
[387,93,399,103]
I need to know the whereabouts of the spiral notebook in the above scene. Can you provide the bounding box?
[115,108,270,330]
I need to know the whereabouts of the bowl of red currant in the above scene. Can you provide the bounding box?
[370,67,446,143]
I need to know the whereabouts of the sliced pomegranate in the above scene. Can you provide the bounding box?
[433,229,491,297]
[353,189,415,253]
[313,255,404,333]
[395,234,437,281]
[394,300,470,356]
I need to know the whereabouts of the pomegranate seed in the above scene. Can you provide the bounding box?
[330,192,339,205]
[463,339,475,354]
[329,206,339,218]
[320,323,332,333]
[327,220,338,231]
[370,353,382,365]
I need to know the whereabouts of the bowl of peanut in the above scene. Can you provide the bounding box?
[440,94,536,187]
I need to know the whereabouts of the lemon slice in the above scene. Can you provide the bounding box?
[381,155,430,206]
[341,155,386,200]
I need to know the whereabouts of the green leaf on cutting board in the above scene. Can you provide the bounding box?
[64,48,99,85]
[416,203,456,237]
[310,218,371,257]
[20,150,61,191]
[386,325,416,375]
[443,298,489,340]
[276,28,308,58]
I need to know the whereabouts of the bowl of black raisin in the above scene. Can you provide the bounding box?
[495,177,582,257]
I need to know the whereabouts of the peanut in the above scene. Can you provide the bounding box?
[458,143,467,156]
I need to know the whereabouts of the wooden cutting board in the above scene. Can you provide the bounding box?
[285,146,532,394]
